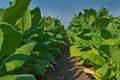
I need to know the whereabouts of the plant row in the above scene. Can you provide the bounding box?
[0,0,65,80]
[67,7,120,80]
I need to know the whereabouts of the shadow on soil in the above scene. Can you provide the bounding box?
[37,39,95,80]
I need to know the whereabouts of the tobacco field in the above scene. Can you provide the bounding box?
[0,0,120,80]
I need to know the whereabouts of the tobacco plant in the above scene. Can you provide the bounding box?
[67,7,120,80]
[0,0,65,80]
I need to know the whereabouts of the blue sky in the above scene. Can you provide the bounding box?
[0,0,120,27]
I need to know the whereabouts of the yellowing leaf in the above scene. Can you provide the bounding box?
[70,46,83,57]
[88,48,99,55]
[84,68,98,78]
[95,63,108,78]
[102,39,118,46]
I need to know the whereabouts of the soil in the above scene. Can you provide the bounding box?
[36,39,95,80]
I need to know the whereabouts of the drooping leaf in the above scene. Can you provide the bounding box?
[95,63,108,78]
[5,42,36,72]
[83,68,98,78]
[81,51,105,66]
[74,36,93,48]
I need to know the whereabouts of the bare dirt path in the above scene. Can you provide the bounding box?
[46,40,95,80]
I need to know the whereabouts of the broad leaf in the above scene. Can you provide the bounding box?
[0,22,22,59]
[15,9,31,31]
[116,72,120,80]
[25,60,49,76]
[1,0,30,25]
[31,7,41,28]
[84,8,96,25]
[92,35,103,48]
[81,52,105,66]
[99,45,110,57]
[5,42,36,72]
[95,18,111,27]
[70,46,82,57]
[101,28,112,39]
[110,46,120,64]
[95,63,108,77]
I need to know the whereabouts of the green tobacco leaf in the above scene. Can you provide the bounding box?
[26,60,49,76]
[30,7,41,28]
[84,8,96,25]
[116,72,120,80]
[5,42,36,72]
[92,35,103,48]
[81,51,105,66]
[0,22,22,59]
[110,46,120,64]
[79,29,91,38]
[70,46,105,66]
[50,48,62,57]
[95,18,111,27]
[42,52,55,63]
[33,60,49,76]
[99,45,110,57]
[0,74,36,80]
[105,69,116,79]
[74,36,93,48]
[33,62,47,76]
[54,26,64,34]
[95,63,108,78]
[97,7,109,17]
[0,65,6,76]
[56,34,63,39]
[15,9,31,31]
[1,0,31,25]
[101,28,112,39]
